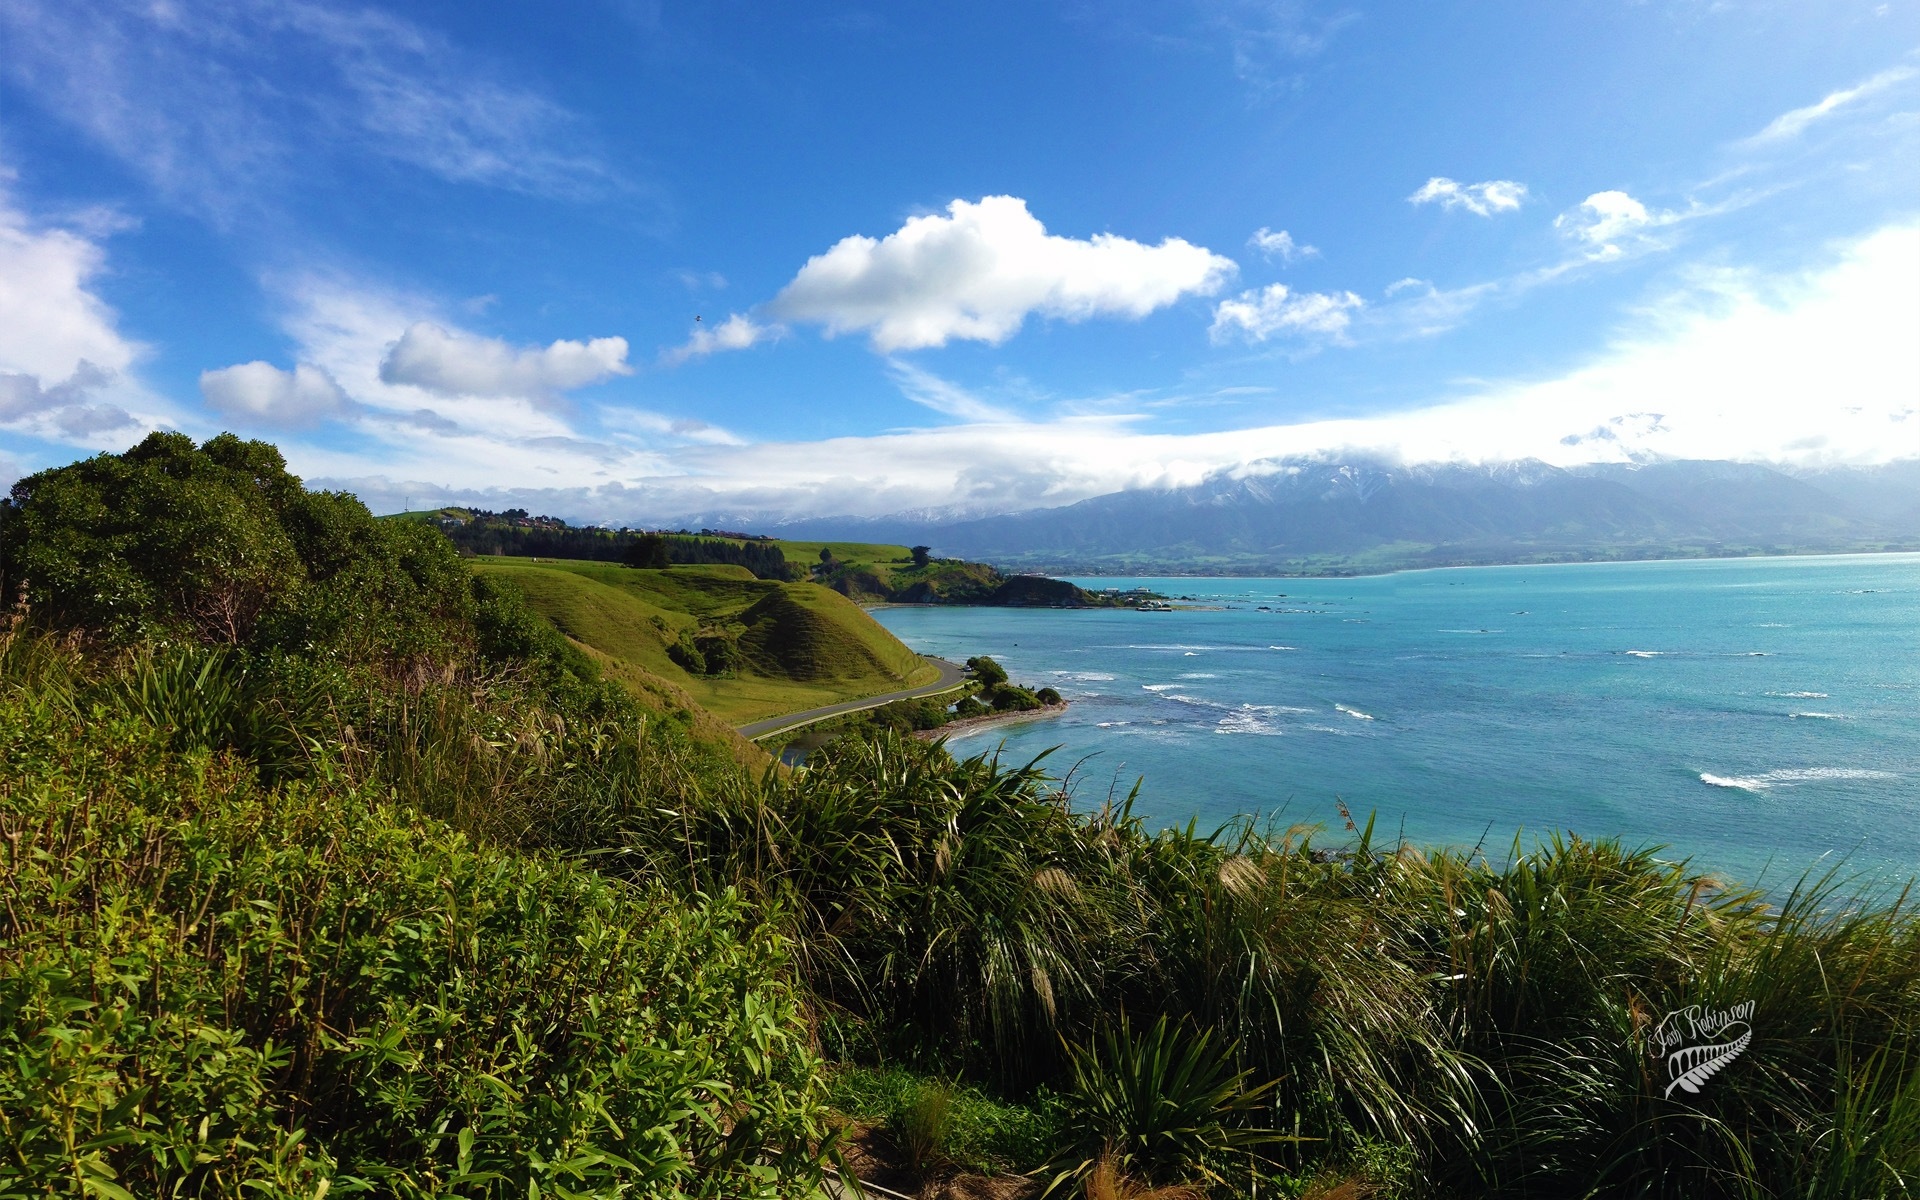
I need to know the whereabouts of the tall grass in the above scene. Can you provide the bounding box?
[598,731,1920,1197]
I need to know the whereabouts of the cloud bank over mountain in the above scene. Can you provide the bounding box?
[314,219,1920,524]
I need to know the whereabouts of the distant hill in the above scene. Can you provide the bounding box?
[790,542,1119,607]
[411,515,1122,608]
[470,559,941,726]
[774,457,1920,575]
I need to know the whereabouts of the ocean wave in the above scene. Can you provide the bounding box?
[1624,650,1664,658]
[1700,767,1896,792]
[1178,672,1219,679]
[1268,645,1298,651]
[1755,622,1789,628]
[1055,671,1116,681]
[1335,704,1375,721]
[1167,694,1225,709]
[1215,709,1285,736]
[1095,721,1131,728]
[1767,691,1828,698]
[1141,683,1180,692]
[1790,712,1847,720]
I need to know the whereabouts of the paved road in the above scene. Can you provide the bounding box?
[734,656,970,741]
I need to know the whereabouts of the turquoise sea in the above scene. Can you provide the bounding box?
[870,554,1920,887]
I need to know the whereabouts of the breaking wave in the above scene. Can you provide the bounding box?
[1700,767,1895,792]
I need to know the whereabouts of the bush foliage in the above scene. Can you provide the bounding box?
[0,664,827,1197]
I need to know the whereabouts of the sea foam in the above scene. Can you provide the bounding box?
[1700,767,1895,792]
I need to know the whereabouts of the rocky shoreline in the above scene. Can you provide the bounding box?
[914,700,1069,742]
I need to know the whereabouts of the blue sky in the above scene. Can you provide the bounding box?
[1,0,1916,521]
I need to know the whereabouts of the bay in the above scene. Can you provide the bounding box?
[870,553,1920,887]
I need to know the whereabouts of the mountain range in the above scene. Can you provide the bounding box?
[762,458,1920,574]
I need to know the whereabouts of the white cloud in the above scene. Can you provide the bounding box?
[302,221,1920,522]
[200,361,351,425]
[1554,190,1685,258]
[378,322,631,398]
[0,181,160,444]
[1746,65,1918,144]
[887,360,1022,423]
[1409,177,1529,217]
[1249,227,1317,262]
[244,274,693,489]
[660,313,779,365]
[597,406,745,447]
[1210,283,1363,344]
[766,196,1236,352]
[0,207,139,385]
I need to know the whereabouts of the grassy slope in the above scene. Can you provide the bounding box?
[473,559,937,725]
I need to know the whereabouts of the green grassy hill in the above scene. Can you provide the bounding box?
[767,539,915,574]
[472,558,938,725]
[765,539,1115,606]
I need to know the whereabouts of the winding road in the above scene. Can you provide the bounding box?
[733,656,970,741]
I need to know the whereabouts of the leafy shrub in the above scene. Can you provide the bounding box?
[695,629,743,675]
[991,684,1043,712]
[1,433,473,662]
[966,655,1008,687]
[1037,686,1063,706]
[0,685,830,1198]
[642,735,1123,1086]
[667,629,707,673]
[1046,1015,1285,1192]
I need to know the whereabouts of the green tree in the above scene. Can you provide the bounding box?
[1,432,474,661]
[624,532,671,569]
[911,545,932,568]
[965,655,1008,688]
[2,433,307,642]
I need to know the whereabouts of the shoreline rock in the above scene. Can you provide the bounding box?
[913,700,1069,742]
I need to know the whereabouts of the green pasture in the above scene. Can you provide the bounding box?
[471,557,937,724]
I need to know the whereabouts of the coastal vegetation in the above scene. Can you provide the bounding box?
[417,508,798,580]
[761,655,1066,758]
[4,434,1920,1198]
